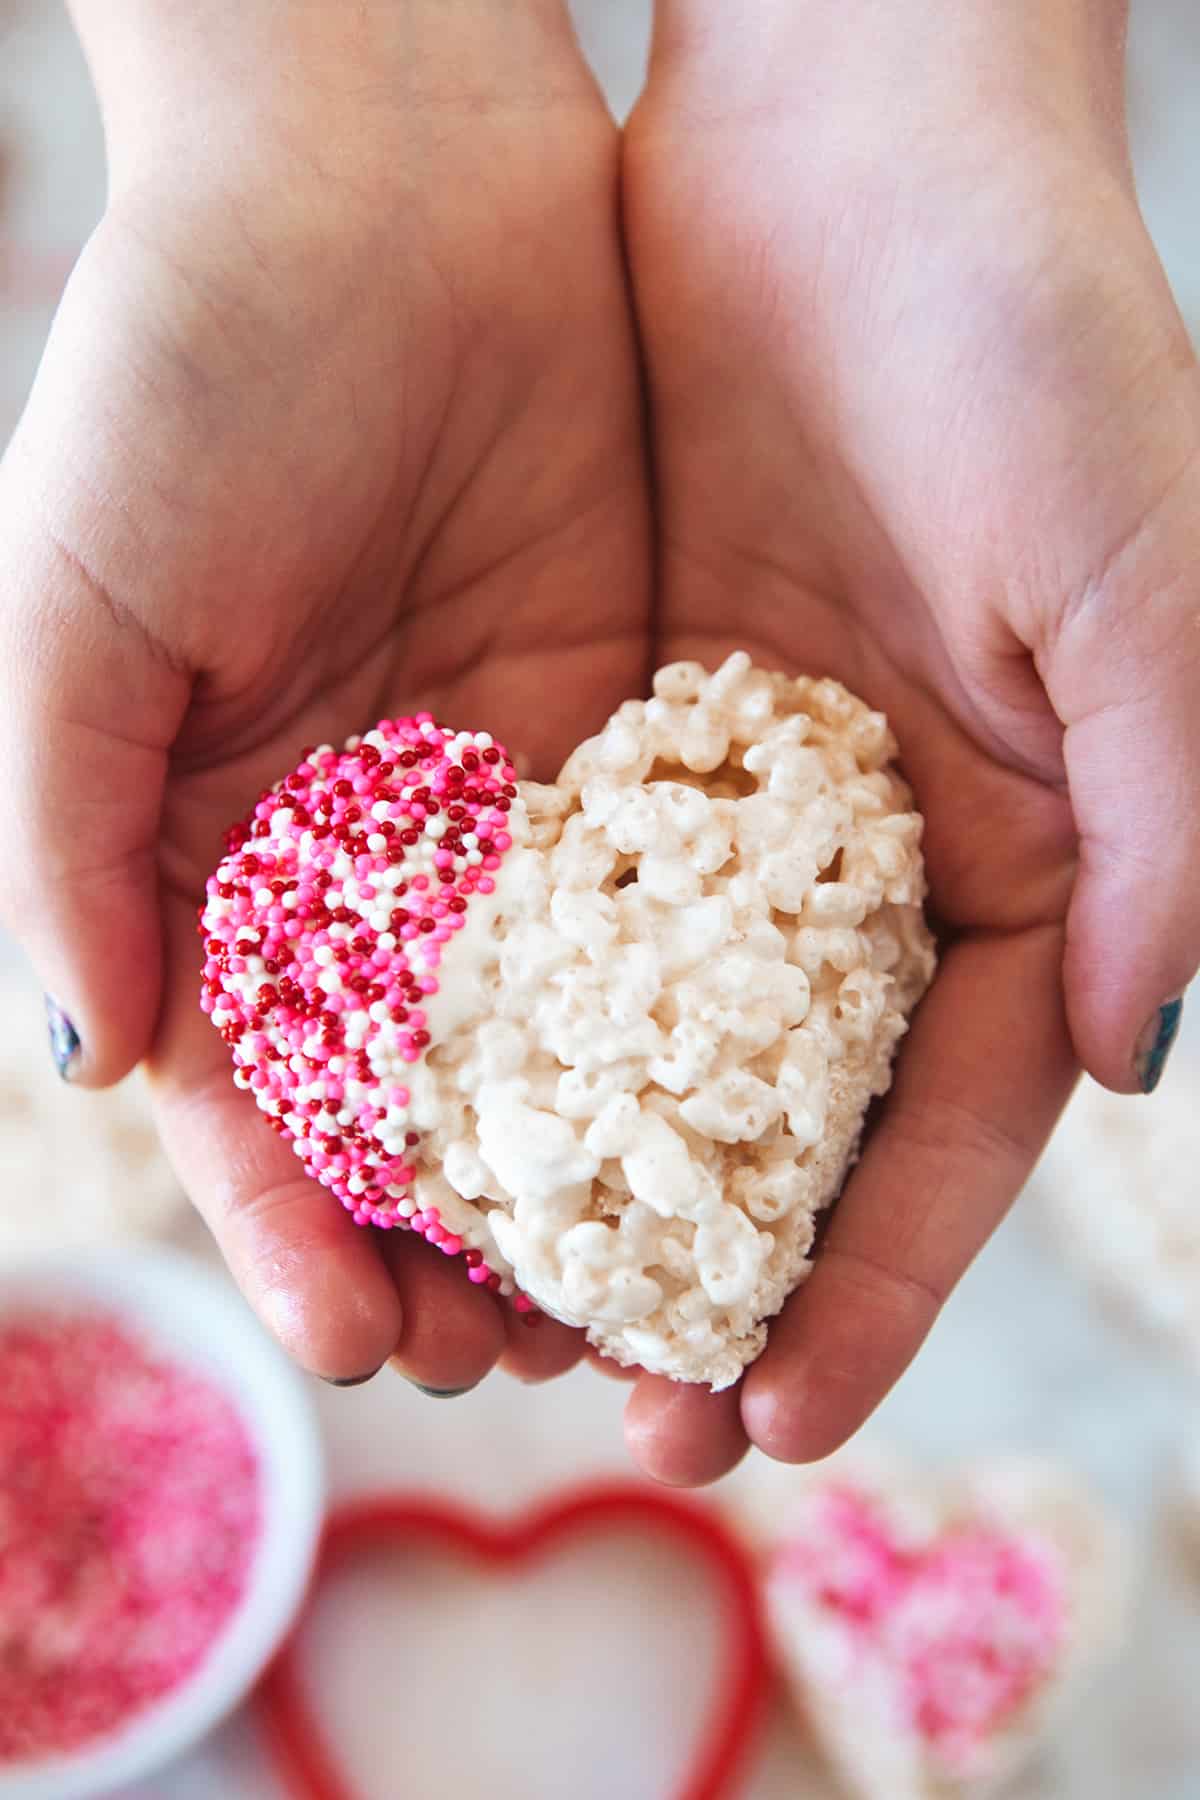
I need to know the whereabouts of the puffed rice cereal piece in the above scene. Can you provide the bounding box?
[201,653,936,1387]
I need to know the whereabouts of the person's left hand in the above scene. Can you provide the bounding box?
[616,0,1200,1483]
[0,0,648,1395]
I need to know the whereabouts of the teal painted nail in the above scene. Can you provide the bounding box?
[44,996,81,1081]
[413,1384,476,1399]
[1135,998,1184,1094]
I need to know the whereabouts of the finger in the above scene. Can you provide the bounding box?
[624,1375,748,1488]
[496,1308,587,1386]
[147,892,404,1383]
[1046,415,1200,1092]
[384,1235,507,1395]
[0,463,188,1085]
[742,925,1076,1464]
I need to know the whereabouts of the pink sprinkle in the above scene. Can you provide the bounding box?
[200,715,535,1317]
[0,1310,260,1764]
[773,1486,1065,1768]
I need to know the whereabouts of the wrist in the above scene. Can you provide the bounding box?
[66,1,390,188]
[68,0,582,192]
[649,0,1128,158]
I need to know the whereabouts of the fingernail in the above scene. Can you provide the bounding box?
[1135,997,1184,1094]
[412,1384,476,1400]
[322,1370,380,1388]
[44,996,81,1081]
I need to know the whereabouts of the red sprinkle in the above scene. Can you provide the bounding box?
[200,715,534,1312]
[0,1311,261,1764]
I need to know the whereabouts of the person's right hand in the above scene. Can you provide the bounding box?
[615,0,1200,1484]
[0,0,648,1391]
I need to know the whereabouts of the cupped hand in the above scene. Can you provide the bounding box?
[7,0,1196,1477]
[0,2,648,1389]
[619,0,1200,1482]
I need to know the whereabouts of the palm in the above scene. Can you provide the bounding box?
[26,4,1182,1473]
[613,97,1138,1479]
[66,28,654,1390]
[150,60,1094,1431]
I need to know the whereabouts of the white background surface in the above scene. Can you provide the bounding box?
[2,4,1200,1797]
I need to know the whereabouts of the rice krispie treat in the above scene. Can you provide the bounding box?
[0,973,183,1259]
[1037,1050,1200,1371]
[730,1453,1125,1800]
[200,653,935,1387]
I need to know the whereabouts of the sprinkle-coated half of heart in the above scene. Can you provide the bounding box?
[199,715,531,1306]
[772,1484,1065,1771]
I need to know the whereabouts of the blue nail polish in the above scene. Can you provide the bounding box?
[413,1384,476,1399]
[44,996,81,1081]
[1136,998,1183,1094]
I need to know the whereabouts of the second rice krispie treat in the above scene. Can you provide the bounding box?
[730,1452,1125,1800]
[1038,1050,1199,1371]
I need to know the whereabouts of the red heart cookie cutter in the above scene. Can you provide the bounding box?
[256,1482,772,1800]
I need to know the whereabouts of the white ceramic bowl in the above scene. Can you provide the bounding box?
[0,1246,324,1800]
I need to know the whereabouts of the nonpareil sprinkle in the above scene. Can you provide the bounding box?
[0,1309,261,1762]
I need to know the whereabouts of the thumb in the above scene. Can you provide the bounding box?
[0,455,189,1087]
[1048,444,1200,1094]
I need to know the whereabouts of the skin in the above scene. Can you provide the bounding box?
[1,0,1197,1479]
[0,1,648,1389]
[619,0,1200,1480]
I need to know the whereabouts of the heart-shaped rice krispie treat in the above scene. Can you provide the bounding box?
[730,1453,1125,1800]
[0,974,183,1257]
[1037,1048,1200,1372]
[200,652,935,1386]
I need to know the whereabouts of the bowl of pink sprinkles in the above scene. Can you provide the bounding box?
[0,1247,323,1800]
